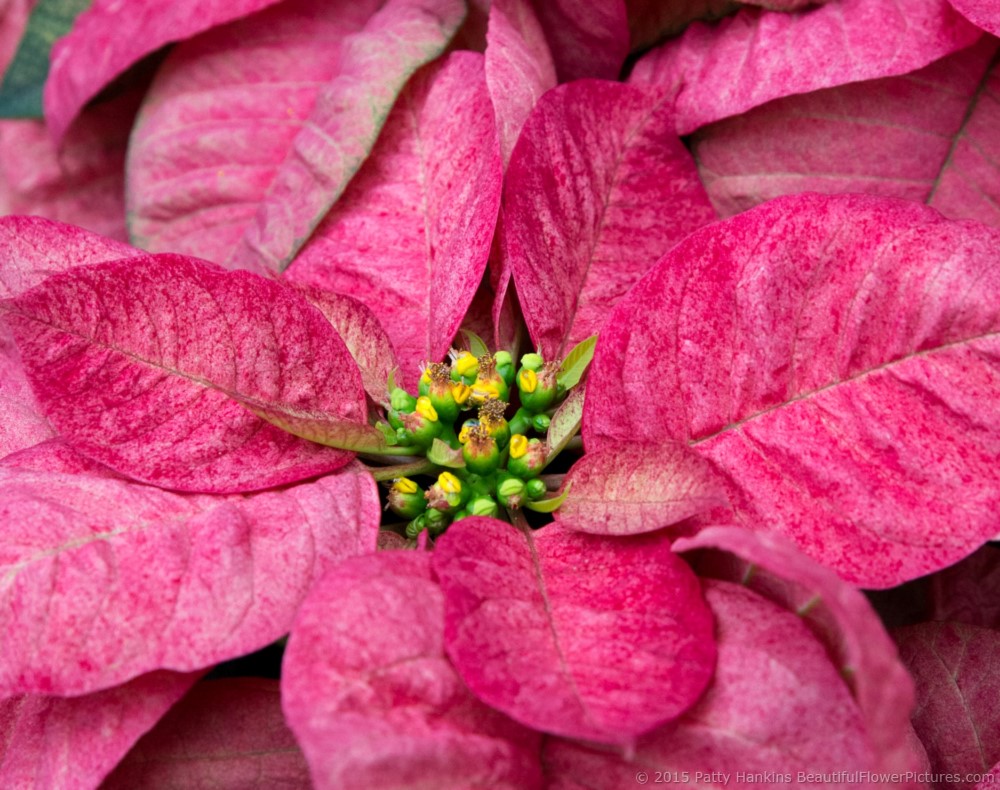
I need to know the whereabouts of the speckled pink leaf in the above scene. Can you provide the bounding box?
[979,763,1000,789]
[5,254,366,491]
[125,0,383,265]
[895,622,1000,788]
[528,0,628,81]
[485,0,556,169]
[0,89,139,242]
[693,39,1000,228]
[229,0,465,273]
[433,519,716,743]
[950,0,1000,35]
[293,285,398,407]
[584,193,1000,588]
[674,527,922,776]
[44,0,288,141]
[545,579,888,790]
[285,52,501,387]
[0,671,199,790]
[504,79,716,359]
[929,544,1000,629]
[104,679,310,789]
[555,444,728,535]
[0,460,378,696]
[0,325,53,459]
[0,215,135,299]
[630,0,982,135]
[283,552,543,790]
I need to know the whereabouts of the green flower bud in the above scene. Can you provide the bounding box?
[399,397,443,448]
[390,387,417,412]
[494,350,515,387]
[424,507,449,536]
[517,362,558,412]
[525,478,547,501]
[520,352,544,371]
[478,398,510,449]
[425,471,469,512]
[426,363,459,424]
[462,425,501,475]
[531,413,551,433]
[508,406,533,437]
[496,473,526,509]
[508,436,546,479]
[388,477,426,519]
[452,351,479,384]
[469,496,499,518]
[406,513,427,539]
[471,355,509,404]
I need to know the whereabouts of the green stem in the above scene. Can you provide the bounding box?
[539,473,565,490]
[370,458,439,482]
[359,445,422,459]
[507,507,531,534]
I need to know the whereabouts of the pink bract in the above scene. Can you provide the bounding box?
[528,0,628,81]
[5,254,365,492]
[0,455,378,696]
[692,39,1000,228]
[929,544,1000,629]
[554,443,728,536]
[544,581,881,789]
[432,519,716,744]
[282,552,543,790]
[949,0,1000,35]
[44,0,288,142]
[286,51,502,386]
[895,622,1000,789]
[104,679,311,788]
[503,79,716,359]
[585,193,1000,588]
[630,0,982,134]
[0,671,199,789]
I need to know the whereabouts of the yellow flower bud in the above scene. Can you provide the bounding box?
[509,434,529,459]
[415,396,438,422]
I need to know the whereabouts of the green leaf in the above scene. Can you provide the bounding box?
[460,328,490,359]
[523,483,571,513]
[545,385,586,466]
[237,396,411,455]
[557,334,597,390]
[0,0,92,118]
[386,367,398,395]
[427,438,465,468]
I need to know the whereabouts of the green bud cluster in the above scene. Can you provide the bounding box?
[381,345,583,540]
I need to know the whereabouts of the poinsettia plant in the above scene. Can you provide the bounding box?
[2,0,1000,787]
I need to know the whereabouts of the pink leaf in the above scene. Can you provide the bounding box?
[285,52,502,386]
[554,444,728,535]
[630,0,982,134]
[5,254,366,492]
[692,39,1000,229]
[228,0,466,273]
[673,527,923,776]
[125,0,385,265]
[929,544,1000,629]
[432,519,716,743]
[895,622,1000,788]
[544,580,888,789]
[282,552,544,790]
[584,193,1000,588]
[0,671,199,790]
[0,461,378,696]
[0,215,135,299]
[0,324,54,459]
[293,284,398,407]
[949,0,1000,36]
[528,0,629,81]
[0,90,140,242]
[503,80,716,359]
[624,0,741,51]
[104,679,311,789]
[43,0,289,141]
[485,0,556,169]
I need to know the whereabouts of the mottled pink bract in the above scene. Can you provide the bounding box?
[692,40,1000,229]
[125,0,383,265]
[555,444,728,536]
[433,519,716,744]
[929,544,1000,629]
[104,679,311,789]
[0,671,199,790]
[674,527,923,778]
[528,0,628,81]
[44,0,288,141]
[503,79,716,359]
[286,52,502,386]
[228,0,466,273]
[585,193,1000,588]
[630,0,982,134]
[5,254,365,492]
[949,0,1000,35]
[545,580,881,789]
[895,622,1000,789]
[282,552,544,790]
